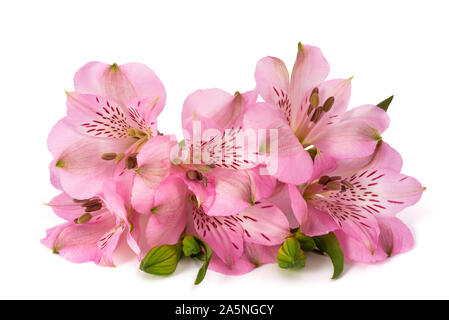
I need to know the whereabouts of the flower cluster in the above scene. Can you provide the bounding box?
[42,44,424,283]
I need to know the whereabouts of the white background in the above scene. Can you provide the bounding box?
[0,0,447,299]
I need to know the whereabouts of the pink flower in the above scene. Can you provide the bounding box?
[41,181,140,267]
[141,177,290,275]
[48,62,166,199]
[174,89,277,216]
[251,43,390,183]
[288,141,424,262]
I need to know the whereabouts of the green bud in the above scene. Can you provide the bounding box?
[296,233,316,252]
[140,243,182,276]
[277,237,306,269]
[182,235,202,257]
[377,95,394,112]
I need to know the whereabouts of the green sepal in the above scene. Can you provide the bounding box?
[377,95,394,112]
[313,232,344,279]
[139,243,182,276]
[277,237,306,269]
[295,232,316,252]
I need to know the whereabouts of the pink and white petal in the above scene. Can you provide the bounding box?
[102,180,129,221]
[48,193,86,221]
[192,205,244,268]
[95,223,126,267]
[244,102,313,184]
[145,178,189,248]
[302,205,340,237]
[238,201,290,245]
[341,168,424,216]
[49,161,62,191]
[254,56,290,107]
[288,184,308,226]
[332,141,403,177]
[244,242,279,266]
[290,44,330,128]
[313,105,390,159]
[377,216,414,257]
[206,168,255,216]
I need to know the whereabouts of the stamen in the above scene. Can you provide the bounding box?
[318,176,331,185]
[84,202,102,212]
[326,182,341,190]
[72,198,89,203]
[201,176,208,187]
[74,213,92,224]
[101,153,117,161]
[341,180,354,189]
[81,199,101,208]
[323,96,335,112]
[311,87,319,96]
[329,176,342,181]
[125,153,138,169]
[340,185,347,192]
[311,107,323,123]
[310,93,319,109]
[186,170,199,181]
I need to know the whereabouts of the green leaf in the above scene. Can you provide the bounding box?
[189,236,213,285]
[277,237,306,269]
[313,232,344,279]
[377,95,394,112]
[182,235,202,257]
[139,243,182,276]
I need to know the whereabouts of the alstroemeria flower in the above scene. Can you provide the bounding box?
[141,177,290,275]
[252,43,390,182]
[174,89,277,216]
[48,62,166,198]
[41,181,140,267]
[288,141,424,262]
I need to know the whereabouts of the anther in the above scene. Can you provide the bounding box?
[323,96,335,112]
[310,93,319,109]
[84,202,102,212]
[329,176,342,181]
[81,199,101,208]
[125,153,138,169]
[318,176,331,185]
[311,87,319,96]
[326,182,341,190]
[311,107,323,123]
[340,185,347,192]
[202,176,208,187]
[101,153,117,161]
[72,198,89,203]
[307,104,314,116]
[341,180,354,189]
[74,213,92,224]
[186,170,199,181]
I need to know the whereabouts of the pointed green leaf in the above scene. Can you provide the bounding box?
[189,236,213,285]
[139,243,182,276]
[277,237,306,269]
[313,232,344,279]
[377,95,394,112]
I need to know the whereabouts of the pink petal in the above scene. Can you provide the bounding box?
[313,105,390,159]
[377,216,414,257]
[48,193,87,221]
[238,201,290,245]
[254,57,290,120]
[243,102,313,184]
[131,135,176,214]
[192,205,244,268]
[290,44,330,128]
[74,62,166,110]
[145,177,189,248]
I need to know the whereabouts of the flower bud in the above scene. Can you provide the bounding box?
[182,235,202,257]
[140,243,182,276]
[277,237,306,269]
